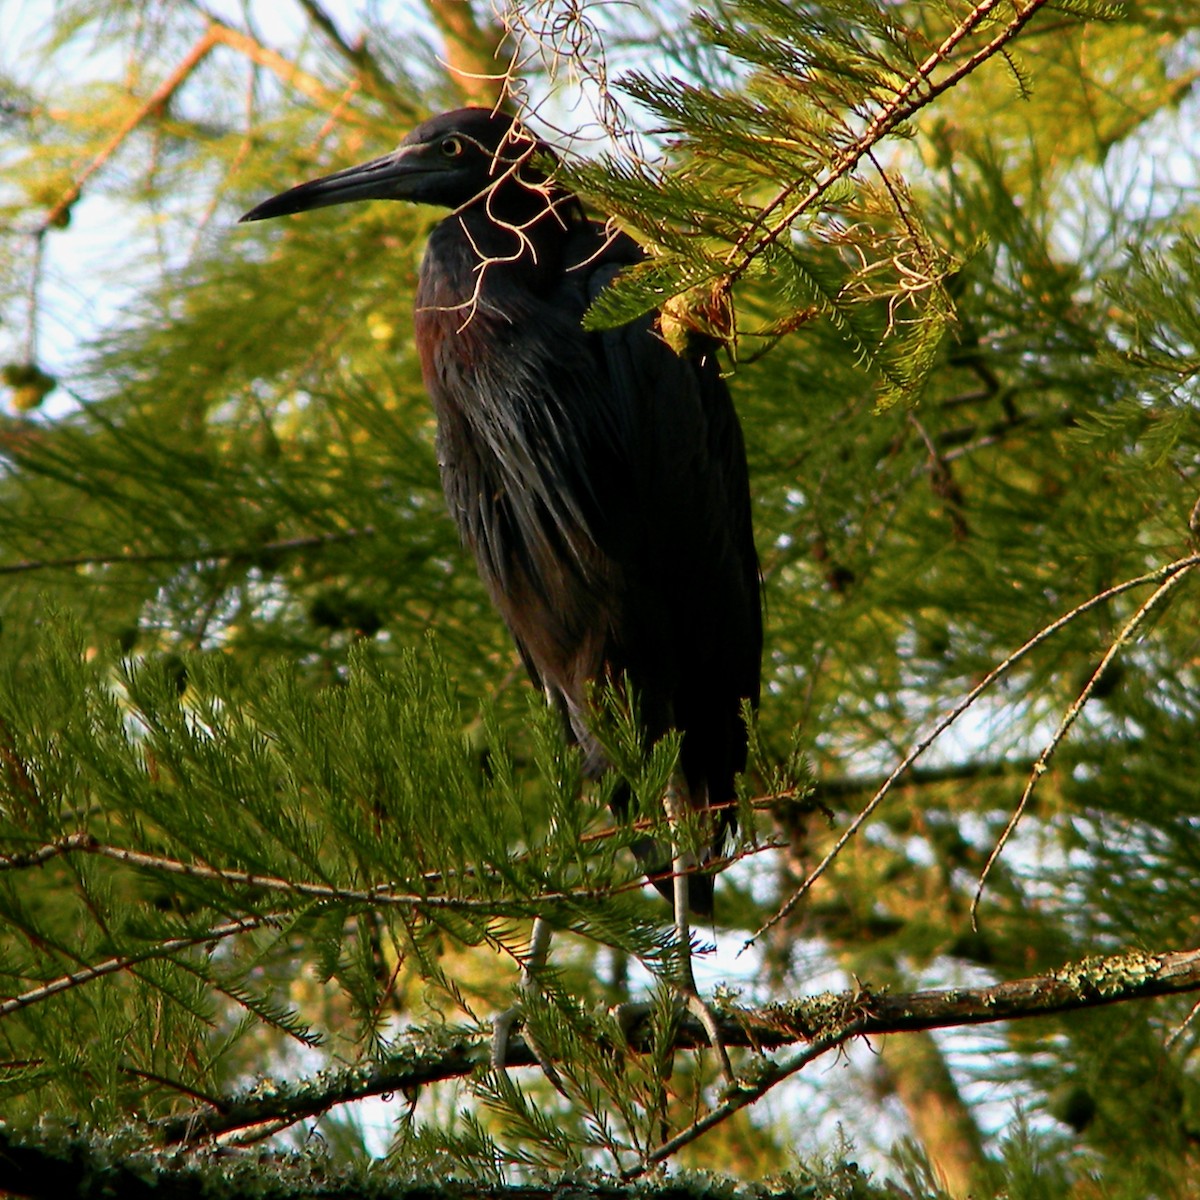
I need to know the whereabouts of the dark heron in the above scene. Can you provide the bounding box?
[242,107,761,1071]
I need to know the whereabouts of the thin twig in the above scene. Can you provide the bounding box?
[745,552,1200,951]
[0,913,280,1018]
[971,561,1196,922]
[1165,993,1200,1049]
[119,1065,229,1112]
[622,1022,857,1179]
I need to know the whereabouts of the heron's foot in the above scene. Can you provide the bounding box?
[490,1004,521,1069]
[610,990,734,1083]
[683,986,734,1083]
[610,999,674,1081]
[491,1003,569,1097]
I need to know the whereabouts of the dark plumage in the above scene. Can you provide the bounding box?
[242,108,762,915]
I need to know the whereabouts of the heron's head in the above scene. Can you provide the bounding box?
[240,108,557,223]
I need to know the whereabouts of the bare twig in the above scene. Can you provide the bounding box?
[0,913,280,1018]
[747,553,1200,951]
[971,561,1196,921]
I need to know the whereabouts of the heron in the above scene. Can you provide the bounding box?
[241,107,761,1076]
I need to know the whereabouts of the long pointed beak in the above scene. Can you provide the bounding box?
[239,147,425,222]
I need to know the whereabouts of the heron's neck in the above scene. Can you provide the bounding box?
[430,186,583,295]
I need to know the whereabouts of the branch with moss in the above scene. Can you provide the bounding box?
[129,945,1200,1151]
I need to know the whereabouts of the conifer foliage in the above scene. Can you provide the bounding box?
[2,2,1200,1197]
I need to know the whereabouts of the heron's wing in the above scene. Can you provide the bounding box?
[569,233,762,863]
[579,239,762,699]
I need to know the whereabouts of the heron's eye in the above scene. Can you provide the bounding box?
[440,136,465,158]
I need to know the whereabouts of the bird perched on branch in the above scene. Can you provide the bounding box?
[242,107,761,1070]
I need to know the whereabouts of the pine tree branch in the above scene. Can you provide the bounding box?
[208,21,370,119]
[0,912,283,1019]
[40,28,222,232]
[723,0,1052,288]
[143,945,1200,1148]
[0,835,607,917]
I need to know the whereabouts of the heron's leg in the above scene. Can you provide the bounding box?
[664,786,734,1082]
[491,916,568,1094]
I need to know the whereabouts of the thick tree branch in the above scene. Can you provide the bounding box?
[143,945,1200,1147]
